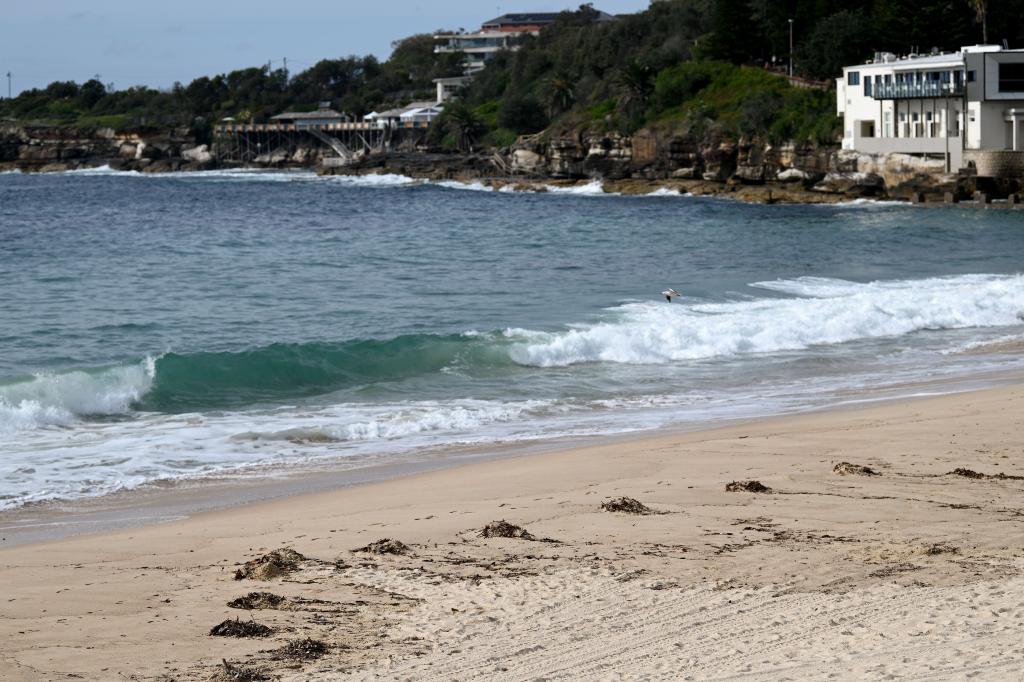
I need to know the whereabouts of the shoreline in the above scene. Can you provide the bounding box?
[7,160,1024,209]
[2,364,1019,548]
[2,381,1023,679]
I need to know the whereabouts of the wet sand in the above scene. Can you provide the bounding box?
[2,384,1024,680]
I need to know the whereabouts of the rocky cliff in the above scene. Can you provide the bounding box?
[0,124,216,173]
[502,128,1021,202]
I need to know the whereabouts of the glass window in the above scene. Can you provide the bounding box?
[967,70,976,82]
[998,63,1024,92]
[865,78,872,96]
[848,71,860,85]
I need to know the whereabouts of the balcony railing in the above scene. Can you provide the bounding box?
[873,81,965,99]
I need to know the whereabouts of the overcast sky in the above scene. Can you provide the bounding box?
[2,1,649,95]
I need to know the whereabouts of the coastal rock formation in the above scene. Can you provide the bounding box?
[6,119,1019,203]
[507,129,839,196]
[324,150,496,181]
[0,123,210,173]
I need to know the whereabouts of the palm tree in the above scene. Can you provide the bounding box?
[545,74,576,117]
[970,0,988,43]
[443,102,482,153]
[615,61,654,120]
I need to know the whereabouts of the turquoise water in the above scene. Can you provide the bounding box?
[2,168,1024,508]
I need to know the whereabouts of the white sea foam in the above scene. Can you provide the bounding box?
[541,180,612,196]
[326,172,419,187]
[63,164,138,175]
[830,198,908,208]
[940,333,1024,355]
[237,399,554,444]
[509,274,1024,367]
[645,187,690,197]
[434,179,494,192]
[0,358,155,433]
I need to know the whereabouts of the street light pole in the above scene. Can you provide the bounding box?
[5,72,10,99]
[788,19,794,77]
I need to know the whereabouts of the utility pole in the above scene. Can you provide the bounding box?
[6,71,10,99]
[788,19,794,77]
[283,57,288,83]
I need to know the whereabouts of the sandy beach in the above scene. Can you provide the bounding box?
[1,384,1022,680]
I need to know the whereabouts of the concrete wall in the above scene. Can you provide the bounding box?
[981,52,1024,101]
[964,149,1024,177]
[851,133,962,170]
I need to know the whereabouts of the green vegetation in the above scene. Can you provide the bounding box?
[0,34,462,133]
[2,0,1021,149]
[451,0,1023,146]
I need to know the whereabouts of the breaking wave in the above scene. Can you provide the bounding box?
[3,274,1021,432]
[0,359,155,432]
[509,274,1024,367]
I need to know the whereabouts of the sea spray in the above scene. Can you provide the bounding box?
[509,274,1024,367]
[0,358,155,432]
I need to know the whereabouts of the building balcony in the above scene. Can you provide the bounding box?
[873,81,965,99]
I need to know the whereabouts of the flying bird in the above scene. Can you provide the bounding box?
[662,288,681,302]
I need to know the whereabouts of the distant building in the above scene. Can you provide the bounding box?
[837,45,1024,174]
[433,9,615,103]
[434,75,474,105]
[481,12,561,32]
[270,107,344,128]
[365,101,443,128]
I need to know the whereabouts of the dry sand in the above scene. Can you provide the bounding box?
[2,385,1024,680]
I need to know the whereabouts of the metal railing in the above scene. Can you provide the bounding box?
[873,81,965,99]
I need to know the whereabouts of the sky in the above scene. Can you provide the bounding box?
[2,0,649,96]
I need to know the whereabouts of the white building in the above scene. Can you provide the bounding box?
[364,101,443,128]
[837,45,1024,174]
[399,102,444,125]
[432,11,615,103]
[433,30,529,75]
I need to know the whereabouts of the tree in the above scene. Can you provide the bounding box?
[441,101,482,152]
[970,0,988,43]
[703,0,757,64]
[615,60,654,120]
[796,10,874,81]
[77,79,107,109]
[544,74,575,117]
[498,95,548,133]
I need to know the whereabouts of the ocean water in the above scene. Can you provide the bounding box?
[2,168,1024,510]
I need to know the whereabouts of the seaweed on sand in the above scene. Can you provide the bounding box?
[233,548,306,581]
[271,637,329,661]
[210,659,271,682]
[209,618,273,638]
[833,462,879,476]
[352,538,411,555]
[227,592,287,610]
[725,480,772,493]
[600,496,655,514]
[480,520,536,540]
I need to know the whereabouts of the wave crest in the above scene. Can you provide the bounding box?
[0,359,155,432]
[509,275,1024,367]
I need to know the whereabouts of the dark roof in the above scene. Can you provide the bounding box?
[482,13,561,27]
[270,108,343,121]
[481,10,615,28]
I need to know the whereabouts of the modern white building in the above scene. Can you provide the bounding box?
[837,45,1024,174]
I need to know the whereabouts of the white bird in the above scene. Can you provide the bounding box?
[661,288,681,302]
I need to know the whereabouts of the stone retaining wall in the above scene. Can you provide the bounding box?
[964,150,1024,178]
